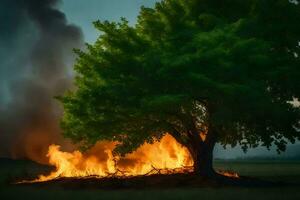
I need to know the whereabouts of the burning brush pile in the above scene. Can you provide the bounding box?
[19,134,238,183]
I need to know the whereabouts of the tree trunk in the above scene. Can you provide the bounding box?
[170,125,217,177]
[183,128,217,177]
[190,137,216,177]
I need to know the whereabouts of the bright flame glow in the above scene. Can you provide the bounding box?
[20,134,238,183]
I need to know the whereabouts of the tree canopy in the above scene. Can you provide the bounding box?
[60,0,300,160]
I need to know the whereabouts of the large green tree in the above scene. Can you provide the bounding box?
[60,0,300,177]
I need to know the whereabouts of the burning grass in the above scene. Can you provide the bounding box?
[18,134,238,183]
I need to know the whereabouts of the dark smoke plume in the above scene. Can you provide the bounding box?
[0,0,83,163]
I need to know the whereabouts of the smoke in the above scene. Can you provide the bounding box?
[0,0,83,163]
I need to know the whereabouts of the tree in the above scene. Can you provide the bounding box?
[59,0,300,177]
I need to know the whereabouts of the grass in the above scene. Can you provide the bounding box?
[0,159,300,200]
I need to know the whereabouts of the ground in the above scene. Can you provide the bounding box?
[0,159,300,200]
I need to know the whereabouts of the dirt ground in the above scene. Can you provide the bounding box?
[1,159,300,200]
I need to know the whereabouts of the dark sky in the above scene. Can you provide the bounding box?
[0,0,298,160]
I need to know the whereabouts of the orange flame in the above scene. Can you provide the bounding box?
[20,134,238,183]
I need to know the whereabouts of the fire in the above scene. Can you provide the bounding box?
[217,170,240,179]
[20,134,238,183]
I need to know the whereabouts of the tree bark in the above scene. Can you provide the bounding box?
[178,130,216,177]
[171,127,217,177]
[189,134,216,177]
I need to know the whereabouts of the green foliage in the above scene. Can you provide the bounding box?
[60,0,300,154]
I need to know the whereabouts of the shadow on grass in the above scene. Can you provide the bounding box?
[13,173,294,190]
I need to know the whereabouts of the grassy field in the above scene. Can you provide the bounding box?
[0,159,300,200]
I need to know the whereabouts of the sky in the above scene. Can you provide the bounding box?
[61,0,159,43]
